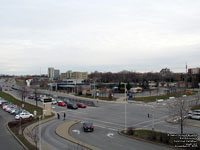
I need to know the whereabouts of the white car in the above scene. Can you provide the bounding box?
[191,114,200,120]
[15,112,34,120]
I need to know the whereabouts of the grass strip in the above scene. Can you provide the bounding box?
[0,91,42,115]
[132,91,194,102]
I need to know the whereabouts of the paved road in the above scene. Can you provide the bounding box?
[0,108,24,150]
[2,78,200,149]
[70,123,172,150]
[39,119,82,150]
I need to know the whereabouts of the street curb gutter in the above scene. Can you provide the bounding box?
[6,122,28,150]
[56,120,100,150]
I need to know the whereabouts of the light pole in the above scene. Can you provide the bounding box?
[122,82,127,132]
[94,80,96,99]
[152,103,155,130]
[19,117,22,135]
[39,115,42,150]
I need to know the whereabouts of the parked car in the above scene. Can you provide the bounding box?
[83,122,94,132]
[76,103,87,108]
[28,95,35,99]
[64,99,70,105]
[67,103,78,109]
[0,99,7,105]
[52,100,57,105]
[57,101,67,107]
[190,113,200,120]
[6,105,18,113]
[10,108,22,114]
[15,112,34,120]
[3,103,13,110]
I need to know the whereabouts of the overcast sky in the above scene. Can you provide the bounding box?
[0,0,200,75]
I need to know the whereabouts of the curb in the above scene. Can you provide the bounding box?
[166,119,200,128]
[23,111,56,149]
[6,122,28,150]
[118,129,174,149]
[56,120,100,150]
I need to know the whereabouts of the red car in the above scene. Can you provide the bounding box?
[57,101,66,107]
[76,103,87,108]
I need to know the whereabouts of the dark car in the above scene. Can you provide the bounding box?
[67,103,78,109]
[83,122,94,132]
[28,95,35,99]
[63,99,70,105]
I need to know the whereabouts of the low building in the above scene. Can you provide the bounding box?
[188,68,200,75]
[60,70,88,80]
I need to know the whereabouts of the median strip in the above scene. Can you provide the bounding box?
[56,120,99,150]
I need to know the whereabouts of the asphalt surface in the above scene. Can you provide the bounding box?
[0,108,24,150]
[70,122,172,150]
[1,78,200,150]
[39,119,82,150]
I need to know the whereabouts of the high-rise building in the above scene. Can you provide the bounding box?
[54,69,60,80]
[48,67,54,80]
[48,67,60,80]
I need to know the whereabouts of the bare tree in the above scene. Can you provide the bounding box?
[26,125,39,150]
[33,87,38,107]
[19,85,29,103]
[168,97,191,134]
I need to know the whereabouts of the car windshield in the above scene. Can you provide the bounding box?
[84,123,93,126]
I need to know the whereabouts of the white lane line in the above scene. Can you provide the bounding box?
[94,124,119,131]
[69,115,125,128]
[130,115,168,127]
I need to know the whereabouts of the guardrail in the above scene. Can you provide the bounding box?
[12,87,96,106]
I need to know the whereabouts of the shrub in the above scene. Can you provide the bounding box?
[126,127,135,135]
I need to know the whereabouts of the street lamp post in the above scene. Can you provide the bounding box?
[124,83,127,132]
[152,103,155,130]
[39,115,42,150]
[94,80,96,99]
[122,82,127,133]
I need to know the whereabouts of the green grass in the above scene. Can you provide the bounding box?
[0,91,42,115]
[132,91,194,103]
[1,91,55,150]
[122,129,200,148]
[15,79,25,86]
[191,104,200,110]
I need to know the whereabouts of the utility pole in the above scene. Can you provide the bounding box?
[121,82,127,133]
[152,104,155,130]
[94,80,96,99]
[124,83,127,132]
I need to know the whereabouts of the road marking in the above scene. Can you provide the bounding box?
[72,129,80,135]
[130,115,168,127]
[107,133,114,138]
[69,115,124,128]
[94,124,119,131]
